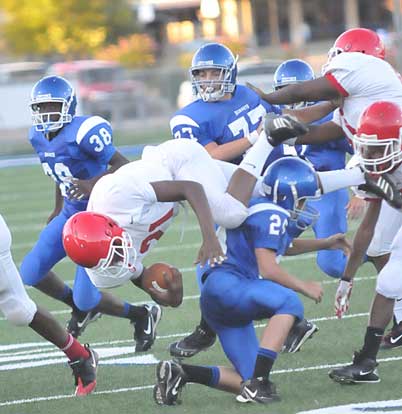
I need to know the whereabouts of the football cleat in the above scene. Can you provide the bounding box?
[133,304,162,352]
[282,319,318,353]
[380,321,402,350]
[169,325,217,358]
[68,344,99,396]
[67,309,102,338]
[153,360,187,405]
[328,351,380,384]
[236,377,280,404]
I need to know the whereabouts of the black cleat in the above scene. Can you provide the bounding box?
[381,321,402,350]
[329,351,380,384]
[67,310,102,338]
[68,344,99,396]
[169,325,216,358]
[283,318,318,353]
[153,360,187,405]
[236,377,280,404]
[133,304,162,352]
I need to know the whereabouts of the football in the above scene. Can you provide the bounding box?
[142,262,173,293]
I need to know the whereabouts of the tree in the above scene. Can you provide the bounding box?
[0,0,135,58]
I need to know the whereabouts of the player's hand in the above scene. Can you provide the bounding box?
[148,267,183,307]
[195,235,226,268]
[66,177,96,200]
[325,233,351,257]
[301,281,324,304]
[358,172,402,210]
[265,114,309,146]
[346,196,366,220]
[335,279,353,318]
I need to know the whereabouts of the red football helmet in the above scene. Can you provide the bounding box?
[63,211,136,280]
[354,101,402,174]
[327,28,385,62]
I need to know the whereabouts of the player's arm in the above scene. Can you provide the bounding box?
[255,248,323,303]
[252,77,341,105]
[150,180,226,266]
[47,183,64,224]
[286,233,351,256]
[284,101,337,124]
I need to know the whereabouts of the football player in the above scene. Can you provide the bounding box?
[168,44,335,359]
[153,157,350,405]
[19,76,162,353]
[0,213,97,396]
[252,27,402,333]
[62,132,277,298]
[329,101,402,383]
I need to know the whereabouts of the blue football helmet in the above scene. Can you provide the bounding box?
[262,157,321,230]
[190,43,238,102]
[273,59,315,109]
[30,75,77,132]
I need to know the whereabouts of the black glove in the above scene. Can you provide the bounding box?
[358,173,402,209]
[264,114,309,147]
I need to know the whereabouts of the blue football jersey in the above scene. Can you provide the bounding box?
[29,115,116,210]
[212,197,293,280]
[170,85,281,164]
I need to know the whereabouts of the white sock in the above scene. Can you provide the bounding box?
[394,300,402,324]
[318,167,364,194]
[239,130,273,177]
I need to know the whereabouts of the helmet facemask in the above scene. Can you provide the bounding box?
[353,132,402,174]
[190,62,237,102]
[31,97,73,132]
[92,231,138,283]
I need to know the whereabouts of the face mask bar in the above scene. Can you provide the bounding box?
[92,231,138,282]
[353,133,402,174]
[31,98,72,132]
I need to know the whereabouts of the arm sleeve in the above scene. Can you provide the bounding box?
[76,116,116,164]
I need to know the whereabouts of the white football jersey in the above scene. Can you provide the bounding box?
[87,156,179,286]
[323,52,402,141]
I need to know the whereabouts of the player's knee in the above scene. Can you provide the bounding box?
[72,288,101,312]
[20,254,43,286]
[1,296,37,326]
[376,258,402,299]
[316,253,344,279]
[278,291,304,320]
[213,194,248,229]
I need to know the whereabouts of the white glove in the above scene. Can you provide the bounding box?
[335,279,353,319]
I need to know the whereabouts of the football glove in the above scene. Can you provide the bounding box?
[358,173,402,210]
[264,114,309,146]
[335,279,353,319]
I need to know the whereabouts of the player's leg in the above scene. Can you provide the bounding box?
[72,266,161,351]
[329,226,402,384]
[310,188,349,278]
[0,214,97,396]
[20,210,77,308]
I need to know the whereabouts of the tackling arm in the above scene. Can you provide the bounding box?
[255,248,323,303]
[285,101,337,124]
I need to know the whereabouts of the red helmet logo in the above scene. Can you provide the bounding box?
[354,101,402,173]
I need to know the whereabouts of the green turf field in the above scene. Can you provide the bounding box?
[0,163,401,414]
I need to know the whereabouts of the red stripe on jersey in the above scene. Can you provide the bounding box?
[325,73,349,97]
[149,208,174,232]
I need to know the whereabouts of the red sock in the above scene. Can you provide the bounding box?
[61,334,90,361]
